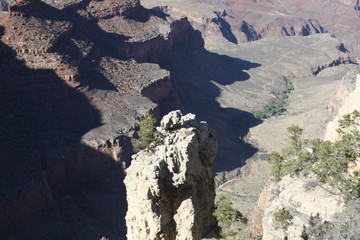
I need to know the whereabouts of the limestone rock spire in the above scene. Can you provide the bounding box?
[124,110,218,240]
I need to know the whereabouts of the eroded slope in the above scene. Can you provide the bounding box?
[0,0,201,238]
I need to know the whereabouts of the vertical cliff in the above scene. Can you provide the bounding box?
[0,0,208,238]
[124,110,217,240]
[325,73,360,141]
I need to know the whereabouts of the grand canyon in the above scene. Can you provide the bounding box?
[0,0,359,239]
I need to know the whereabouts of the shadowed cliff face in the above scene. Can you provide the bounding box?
[134,44,262,171]
[165,50,262,171]
[120,15,262,171]
[0,20,128,240]
[2,0,264,172]
[0,0,265,238]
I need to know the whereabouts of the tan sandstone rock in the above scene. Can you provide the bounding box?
[325,74,360,141]
[124,110,218,240]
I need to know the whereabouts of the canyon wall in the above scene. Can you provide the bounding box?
[0,0,205,238]
[142,0,360,57]
[325,74,360,141]
[124,110,217,240]
[1,0,359,239]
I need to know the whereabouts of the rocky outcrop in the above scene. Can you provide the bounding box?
[262,176,344,240]
[249,187,269,237]
[124,110,217,240]
[325,73,360,141]
[86,0,141,19]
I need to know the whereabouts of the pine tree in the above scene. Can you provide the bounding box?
[131,111,162,151]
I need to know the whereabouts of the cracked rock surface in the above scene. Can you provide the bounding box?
[124,110,217,240]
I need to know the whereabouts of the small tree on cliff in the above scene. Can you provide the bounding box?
[131,111,162,151]
[213,195,248,238]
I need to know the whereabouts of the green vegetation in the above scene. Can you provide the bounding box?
[312,110,360,201]
[254,104,285,119]
[272,208,293,230]
[254,81,294,119]
[131,111,163,151]
[328,199,360,239]
[299,197,360,239]
[267,110,360,201]
[213,195,249,239]
[267,125,314,182]
[301,213,333,240]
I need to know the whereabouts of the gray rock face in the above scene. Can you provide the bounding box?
[124,110,217,240]
[262,176,344,240]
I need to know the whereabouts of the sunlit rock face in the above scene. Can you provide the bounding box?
[124,110,217,240]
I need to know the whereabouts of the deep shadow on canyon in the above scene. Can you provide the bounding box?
[0,25,127,239]
[0,1,262,239]
[160,50,262,172]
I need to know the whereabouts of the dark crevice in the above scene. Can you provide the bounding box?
[212,11,238,44]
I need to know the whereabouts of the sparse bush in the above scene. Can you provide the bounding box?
[301,213,333,240]
[272,208,293,230]
[303,180,318,192]
[327,199,360,240]
[267,125,315,181]
[311,111,360,201]
[268,111,360,201]
[301,199,360,240]
[254,103,286,119]
[254,111,267,120]
[284,81,294,93]
[254,81,294,119]
[267,151,285,182]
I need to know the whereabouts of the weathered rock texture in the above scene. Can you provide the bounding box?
[262,176,344,240]
[124,110,217,240]
[325,74,360,141]
[249,187,269,236]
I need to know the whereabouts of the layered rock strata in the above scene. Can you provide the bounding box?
[0,0,202,238]
[124,110,217,240]
[142,0,360,56]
